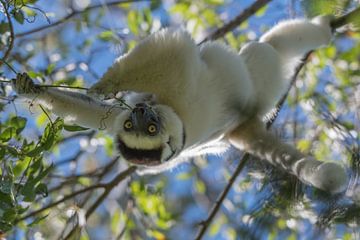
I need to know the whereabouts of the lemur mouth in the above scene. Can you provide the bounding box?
[117,139,163,166]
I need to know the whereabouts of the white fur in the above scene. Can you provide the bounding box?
[15,16,347,193]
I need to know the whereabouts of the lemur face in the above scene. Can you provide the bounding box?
[114,103,185,166]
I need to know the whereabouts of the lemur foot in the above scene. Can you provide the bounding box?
[311,15,334,42]
[12,73,42,95]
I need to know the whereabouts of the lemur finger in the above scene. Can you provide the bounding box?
[12,73,42,94]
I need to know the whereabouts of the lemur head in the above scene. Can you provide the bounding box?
[113,102,185,166]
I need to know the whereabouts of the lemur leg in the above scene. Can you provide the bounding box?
[12,73,122,131]
[260,16,333,60]
[239,16,333,115]
[228,118,347,193]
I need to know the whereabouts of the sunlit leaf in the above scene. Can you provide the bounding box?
[255,5,268,17]
[98,31,115,42]
[0,127,15,142]
[10,116,27,134]
[14,0,38,5]
[128,11,139,35]
[35,183,48,197]
[195,179,206,194]
[301,0,347,17]
[11,10,25,24]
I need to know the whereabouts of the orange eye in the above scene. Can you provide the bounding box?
[148,124,157,134]
[124,120,133,130]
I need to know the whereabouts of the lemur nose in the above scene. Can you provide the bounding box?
[135,103,147,108]
[133,106,145,115]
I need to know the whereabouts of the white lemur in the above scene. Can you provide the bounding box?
[13,16,348,193]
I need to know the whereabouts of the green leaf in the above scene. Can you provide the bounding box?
[176,172,192,180]
[33,164,53,184]
[26,144,44,157]
[0,21,9,34]
[14,0,38,5]
[0,127,15,142]
[21,6,37,17]
[0,220,12,232]
[20,181,36,202]
[0,189,15,208]
[35,183,48,198]
[150,0,161,10]
[27,118,63,157]
[195,180,206,194]
[301,0,347,17]
[0,179,13,195]
[297,139,311,152]
[13,157,31,177]
[255,5,268,17]
[2,208,17,221]
[127,11,139,35]
[204,0,224,5]
[45,63,56,76]
[209,221,221,236]
[98,31,115,42]
[12,10,25,25]
[1,145,21,157]
[10,116,27,134]
[27,71,42,79]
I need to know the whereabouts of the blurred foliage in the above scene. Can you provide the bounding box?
[0,0,359,240]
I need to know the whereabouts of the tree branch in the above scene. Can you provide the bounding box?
[330,6,360,29]
[198,0,273,44]
[0,0,15,67]
[15,0,148,38]
[62,166,137,240]
[15,183,106,223]
[194,154,250,240]
[194,6,360,239]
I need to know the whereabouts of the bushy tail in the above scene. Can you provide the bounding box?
[228,117,348,193]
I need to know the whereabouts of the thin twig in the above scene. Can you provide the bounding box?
[38,85,89,90]
[0,0,15,67]
[15,183,107,223]
[266,51,313,128]
[194,6,360,239]
[194,154,250,240]
[0,59,18,74]
[0,80,11,83]
[15,0,148,38]
[0,79,89,90]
[62,166,137,240]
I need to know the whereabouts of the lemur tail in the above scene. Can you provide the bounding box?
[228,117,348,193]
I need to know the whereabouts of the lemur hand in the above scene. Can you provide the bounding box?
[12,73,42,95]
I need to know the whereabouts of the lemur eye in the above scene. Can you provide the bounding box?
[147,124,157,135]
[124,120,133,130]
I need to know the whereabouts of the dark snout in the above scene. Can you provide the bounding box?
[130,103,160,133]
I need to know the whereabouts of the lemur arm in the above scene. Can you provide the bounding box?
[12,73,121,131]
[228,118,347,193]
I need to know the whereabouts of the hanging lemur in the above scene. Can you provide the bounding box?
[13,15,348,193]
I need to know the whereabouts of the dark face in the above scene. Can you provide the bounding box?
[123,103,161,137]
[116,103,171,166]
